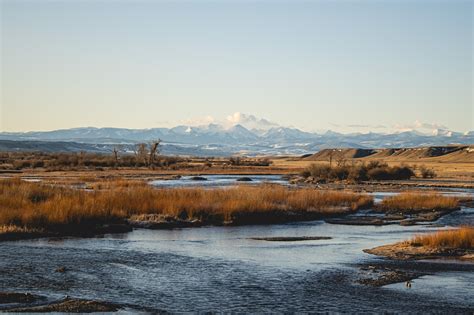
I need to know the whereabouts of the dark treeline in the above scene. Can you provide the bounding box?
[0,151,272,171]
[302,161,434,182]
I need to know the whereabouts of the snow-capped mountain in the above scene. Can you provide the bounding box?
[1,115,472,156]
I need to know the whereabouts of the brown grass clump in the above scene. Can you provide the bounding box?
[411,227,474,249]
[0,224,43,234]
[376,192,462,213]
[0,179,373,230]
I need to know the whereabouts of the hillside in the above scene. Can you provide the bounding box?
[304,146,474,163]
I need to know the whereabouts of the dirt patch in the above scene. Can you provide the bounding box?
[325,208,457,226]
[128,214,204,229]
[357,264,424,287]
[5,297,120,313]
[0,222,132,242]
[325,217,390,226]
[364,242,474,262]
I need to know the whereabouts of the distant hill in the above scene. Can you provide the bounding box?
[304,146,474,163]
[0,140,107,153]
[0,124,473,156]
[0,140,233,157]
[304,148,377,161]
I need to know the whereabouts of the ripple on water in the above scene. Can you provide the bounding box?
[0,190,473,312]
[384,272,474,304]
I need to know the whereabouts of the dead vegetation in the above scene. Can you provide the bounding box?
[411,227,474,249]
[376,192,464,213]
[0,151,273,172]
[0,179,373,235]
[365,227,474,261]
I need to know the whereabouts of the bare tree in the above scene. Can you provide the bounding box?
[112,145,124,166]
[134,143,149,166]
[148,139,161,167]
[78,151,86,167]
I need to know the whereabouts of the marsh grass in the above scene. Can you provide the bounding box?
[411,227,474,249]
[0,179,373,230]
[0,224,43,234]
[376,192,462,213]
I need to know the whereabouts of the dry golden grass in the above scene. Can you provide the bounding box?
[0,224,43,234]
[376,192,462,212]
[411,227,474,249]
[0,179,373,229]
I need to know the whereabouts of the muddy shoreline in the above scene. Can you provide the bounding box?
[0,208,358,242]
[0,296,120,313]
[364,242,474,262]
[355,259,474,287]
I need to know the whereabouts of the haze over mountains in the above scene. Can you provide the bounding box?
[1,113,472,156]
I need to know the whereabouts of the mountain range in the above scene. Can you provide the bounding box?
[1,119,473,156]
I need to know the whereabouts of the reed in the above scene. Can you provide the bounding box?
[376,192,462,212]
[411,227,474,249]
[0,179,373,229]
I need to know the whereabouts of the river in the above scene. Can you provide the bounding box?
[0,179,473,313]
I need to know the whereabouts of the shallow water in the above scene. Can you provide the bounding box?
[0,191,473,313]
[150,174,287,188]
[385,271,474,304]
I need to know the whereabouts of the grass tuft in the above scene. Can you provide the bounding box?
[376,192,462,213]
[411,227,474,249]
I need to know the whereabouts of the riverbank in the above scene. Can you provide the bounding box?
[364,227,474,262]
[0,294,120,313]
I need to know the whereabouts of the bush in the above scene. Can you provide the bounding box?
[348,165,368,182]
[419,165,437,178]
[32,160,45,168]
[13,160,31,169]
[303,162,415,182]
[367,166,414,180]
[307,164,332,179]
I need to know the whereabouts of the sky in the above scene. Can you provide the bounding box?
[0,0,472,133]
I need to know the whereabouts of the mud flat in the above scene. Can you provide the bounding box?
[326,210,458,226]
[357,264,424,287]
[355,258,474,288]
[364,242,474,262]
[2,297,120,313]
[0,223,132,242]
[127,208,358,230]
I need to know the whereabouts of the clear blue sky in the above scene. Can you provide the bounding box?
[1,0,472,132]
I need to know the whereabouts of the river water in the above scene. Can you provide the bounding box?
[150,174,288,188]
[0,178,473,313]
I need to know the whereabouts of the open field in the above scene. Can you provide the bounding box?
[272,145,474,179]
